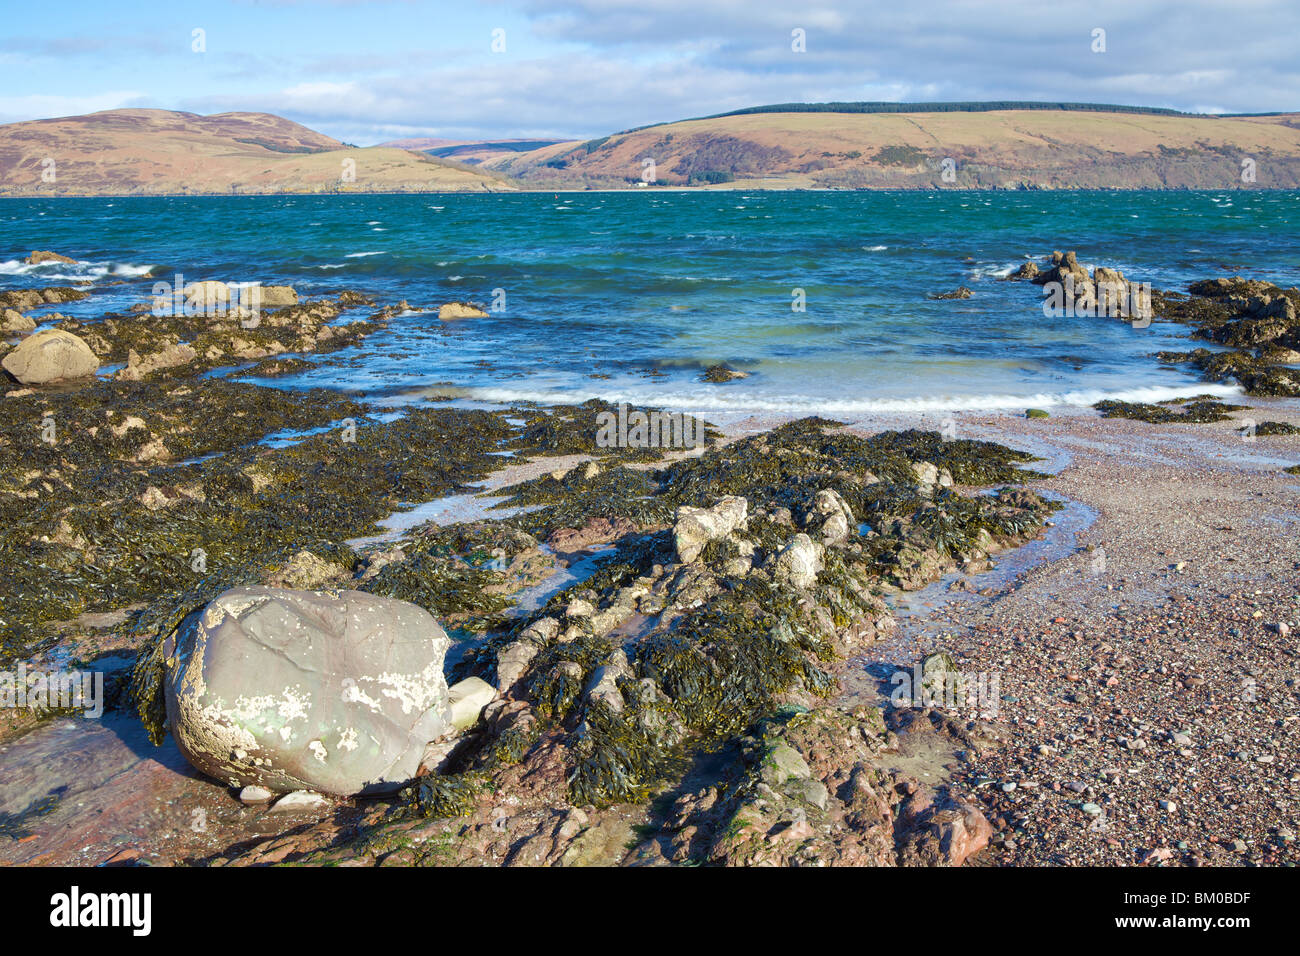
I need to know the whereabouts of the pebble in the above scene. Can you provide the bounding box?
[1159,800,1178,813]
[1081,803,1103,816]
[239,785,274,805]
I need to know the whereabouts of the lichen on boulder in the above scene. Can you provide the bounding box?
[162,585,457,796]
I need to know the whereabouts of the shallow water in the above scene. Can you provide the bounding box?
[5,190,1297,413]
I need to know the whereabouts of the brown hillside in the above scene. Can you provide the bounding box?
[0,109,513,196]
[485,109,1300,189]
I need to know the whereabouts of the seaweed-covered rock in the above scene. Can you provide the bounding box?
[1,328,99,384]
[163,585,455,796]
[806,488,855,545]
[701,364,749,382]
[0,286,89,312]
[673,495,748,562]
[773,533,823,589]
[116,341,197,381]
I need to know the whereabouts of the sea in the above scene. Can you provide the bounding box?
[4,189,1298,419]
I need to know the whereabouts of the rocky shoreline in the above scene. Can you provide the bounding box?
[1,261,1297,867]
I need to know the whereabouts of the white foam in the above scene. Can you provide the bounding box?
[968,261,1019,279]
[0,258,155,281]
[448,381,1246,416]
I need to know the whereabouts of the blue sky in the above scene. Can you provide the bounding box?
[2,0,1296,145]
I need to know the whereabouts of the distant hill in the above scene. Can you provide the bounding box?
[6,103,1300,195]
[483,104,1300,189]
[0,109,514,196]
[377,138,567,166]
[376,136,467,150]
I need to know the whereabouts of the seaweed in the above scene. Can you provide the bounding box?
[1256,421,1300,436]
[568,680,688,806]
[359,550,509,621]
[405,771,486,819]
[1093,398,1246,423]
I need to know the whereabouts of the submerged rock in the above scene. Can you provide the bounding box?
[163,585,456,797]
[1,328,99,384]
[701,364,749,382]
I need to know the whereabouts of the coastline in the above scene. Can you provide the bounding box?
[1,231,1298,867]
[1,393,1296,866]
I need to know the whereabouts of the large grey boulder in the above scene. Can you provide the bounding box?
[1,328,99,384]
[163,586,456,796]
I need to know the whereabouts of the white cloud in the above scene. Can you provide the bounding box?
[0,91,148,124]
[24,1,1299,143]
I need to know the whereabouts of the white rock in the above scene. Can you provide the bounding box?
[773,533,823,589]
[447,676,497,731]
[268,790,330,813]
[672,496,748,563]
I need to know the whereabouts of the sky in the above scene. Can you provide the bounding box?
[1,0,1296,145]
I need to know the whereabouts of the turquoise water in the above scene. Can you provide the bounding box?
[4,190,1298,414]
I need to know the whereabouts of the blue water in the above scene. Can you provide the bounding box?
[4,190,1298,414]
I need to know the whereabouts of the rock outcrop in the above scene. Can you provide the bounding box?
[672,495,748,562]
[25,250,76,265]
[1,309,35,334]
[438,302,489,320]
